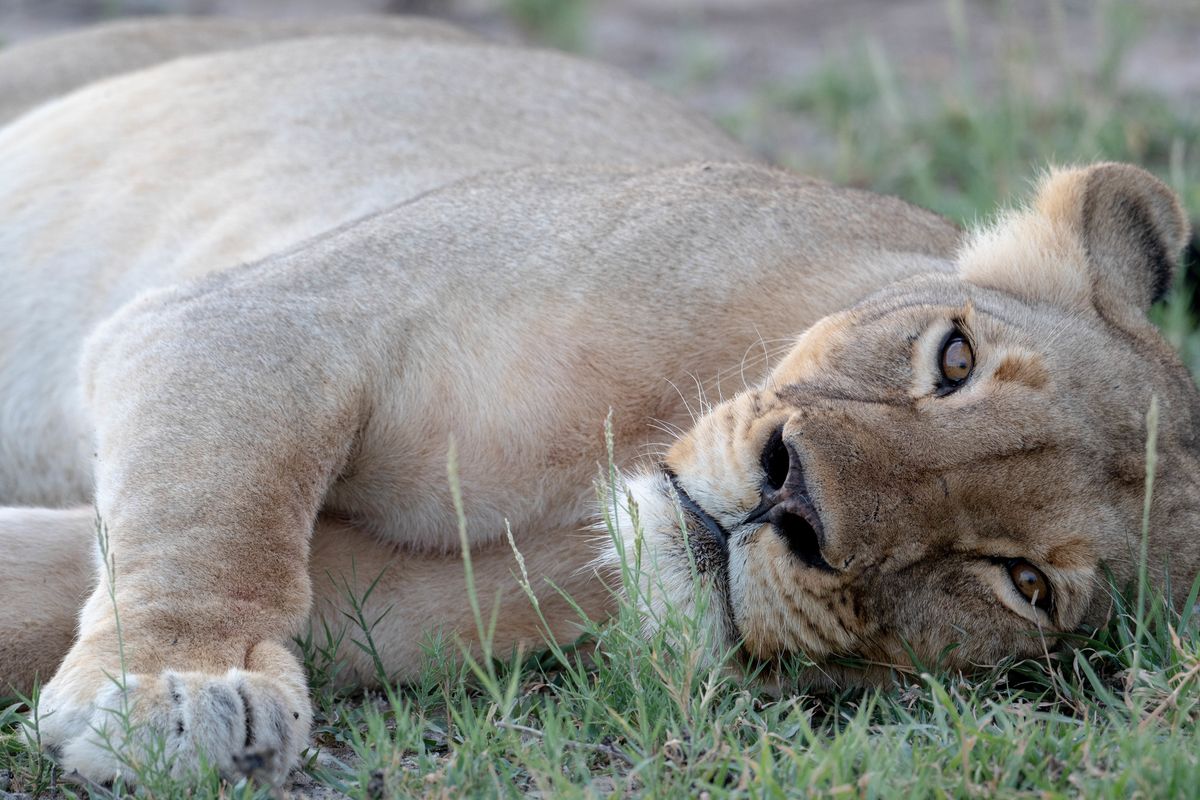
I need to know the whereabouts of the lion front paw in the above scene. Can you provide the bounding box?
[34,642,311,786]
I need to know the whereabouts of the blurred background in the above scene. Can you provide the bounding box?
[3,1,1196,215]
[3,0,1199,359]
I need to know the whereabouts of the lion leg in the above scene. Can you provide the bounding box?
[35,287,368,786]
[0,507,616,695]
[303,518,616,688]
[3,504,615,767]
[0,507,96,698]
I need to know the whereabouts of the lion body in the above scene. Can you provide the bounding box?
[1,18,1195,787]
[0,15,479,128]
[0,32,758,507]
[0,23,960,780]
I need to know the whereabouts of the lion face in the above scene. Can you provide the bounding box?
[615,163,1200,680]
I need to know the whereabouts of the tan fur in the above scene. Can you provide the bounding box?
[0,15,478,127]
[0,18,1195,787]
[0,508,96,692]
[617,164,1198,685]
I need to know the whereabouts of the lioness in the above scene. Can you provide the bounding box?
[0,18,1196,787]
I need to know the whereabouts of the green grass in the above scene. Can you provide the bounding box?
[740,2,1200,373]
[3,424,1198,797]
[503,0,592,52]
[3,3,1200,797]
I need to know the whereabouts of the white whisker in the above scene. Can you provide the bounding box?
[663,377,699,425]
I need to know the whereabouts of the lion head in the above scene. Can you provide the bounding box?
[613,163,1199,682]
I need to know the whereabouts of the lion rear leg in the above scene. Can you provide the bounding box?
[303,517,617,689]
[0,506,96,698]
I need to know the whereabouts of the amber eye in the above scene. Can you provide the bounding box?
[1008,560,1052,611]
[939,332,974,387]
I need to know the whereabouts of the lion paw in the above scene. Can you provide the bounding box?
[34,649,311,786]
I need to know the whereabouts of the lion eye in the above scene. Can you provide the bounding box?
[939,332,974,387]
[1008,560,1052,611]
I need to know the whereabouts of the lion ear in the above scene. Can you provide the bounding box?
[960,163,1189,314]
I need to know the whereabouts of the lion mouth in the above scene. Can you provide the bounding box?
[661,458,833,574]
[664,470,730,574]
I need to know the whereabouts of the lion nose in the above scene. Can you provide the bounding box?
[745,426,833,571]
[761,425,792,492]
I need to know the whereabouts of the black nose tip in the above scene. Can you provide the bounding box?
[749,426,834,572]
[761,425,790,491]
[767,501,832,571]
